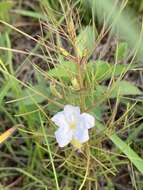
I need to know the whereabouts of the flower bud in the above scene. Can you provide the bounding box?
[71,78,80,90]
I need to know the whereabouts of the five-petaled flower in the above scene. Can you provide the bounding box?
[51,105,95,148]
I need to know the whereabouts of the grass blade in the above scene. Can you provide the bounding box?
[96,121,143,174]
[39,113,60,190]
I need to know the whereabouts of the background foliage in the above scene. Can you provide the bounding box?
[0,0,143,189]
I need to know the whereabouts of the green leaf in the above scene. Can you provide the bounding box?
[111,81,142,97]
[91,105,105,120]
[94,80,142,99]
[115,42,128,60]
[0,1,13,21]
[47,61,77,79]
[94,85,107,98]
[87,60,129,81]
[96,121,143,174]
[92,61,110,80]
[112,64,127,76]
[76,26,96,56]
[17,85,50,106]
[12,10,49,21]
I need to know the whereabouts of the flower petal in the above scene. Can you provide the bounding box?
[73,121,89,143]
[64,105,80,123]
[80,113,95,129]
[55,126,73,147]
[51,111,68,128]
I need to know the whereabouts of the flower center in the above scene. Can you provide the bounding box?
[71,138,82,149]
[69,122,76,129]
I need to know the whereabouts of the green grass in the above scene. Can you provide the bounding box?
[0,0,143,189]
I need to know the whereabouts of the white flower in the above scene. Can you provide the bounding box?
[51,105,95,148]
